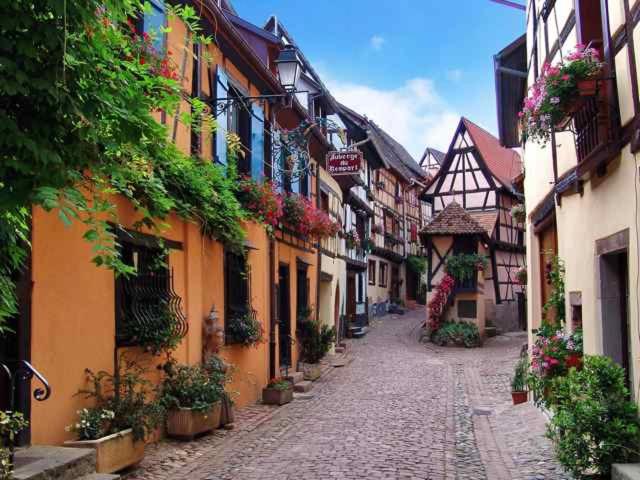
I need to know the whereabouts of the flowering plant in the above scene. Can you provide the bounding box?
[530,323,583,379]
[281,194,340,239]
[126,21,178,81]
[520,44,604,144]
[65,408,115,441]
[427,274,455,332]
[266,377,292,391]
[515,266,527,285]
[238,178,283,230]
[344,230,361,249]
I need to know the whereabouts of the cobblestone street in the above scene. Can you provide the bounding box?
[128,309,569,480]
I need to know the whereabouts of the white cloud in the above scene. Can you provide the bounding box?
[325,76,460,159]
[446,69,463,82]
[369,35,385,51]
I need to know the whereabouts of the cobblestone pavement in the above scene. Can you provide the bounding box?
[127,309,569,480]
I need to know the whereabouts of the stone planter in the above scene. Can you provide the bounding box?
[65,428,144,474]
[166,402,221,440]
[301,362,322,381]
[511,391,528,405]
[262,387,293,405]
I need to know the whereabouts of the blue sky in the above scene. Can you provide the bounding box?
[231,0,525,158]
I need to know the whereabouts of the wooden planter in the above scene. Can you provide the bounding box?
[166,402,221,440]
[262,387,293,405]
[301,362,322,381]
[511,391,528,405]
[65,428,144,474]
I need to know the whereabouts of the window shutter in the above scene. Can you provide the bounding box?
[251,104,264,180]
[215,68,229,166]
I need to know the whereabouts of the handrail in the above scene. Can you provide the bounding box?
[0,359,52,411]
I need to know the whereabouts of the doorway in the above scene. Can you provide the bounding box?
[334,284,341,341]
[346,272,356,326]
[278,265,292,369]
[391,265,400,300]
[600,251,631,387]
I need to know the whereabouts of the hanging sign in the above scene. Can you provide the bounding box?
[327,150,363,176]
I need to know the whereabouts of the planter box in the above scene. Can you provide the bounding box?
[65,428,144,474]
[301,362,322,381]
[512,391,528,405]
[166,402,221,439]
[262,387,293,405]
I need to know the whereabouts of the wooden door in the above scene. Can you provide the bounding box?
[538,220,558,323]
[278,265,291,369]
[346,273,356,324]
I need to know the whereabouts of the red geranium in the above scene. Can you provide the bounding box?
[238,177,283,228]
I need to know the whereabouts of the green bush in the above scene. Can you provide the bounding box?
[226,310,263,347]
[511,357,528,392]
[546,355,640,479]
[431,321,481,348]
[160,361,225,413]
[298,319,335,364]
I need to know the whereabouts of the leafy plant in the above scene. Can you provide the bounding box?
[344,230,361,250]
[76,361,164,441]
[266,378,292,391]
[226,310,263,347]
[0,411,28,447]
[431,321,481,348]
[543,255,566,324]
[298,319,335,364]
[407,255,427,275]
[445,253,487,282]
[160,361,224,413]
[0,447,11,480]
[511,357,528,392]
[65,408,115,441]
[546,356,640,479]
[123,305,184,355]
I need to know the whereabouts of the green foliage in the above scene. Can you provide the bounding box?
[0,411,29,446]
[226,310,263,347]
[546,356,640,478]
[431,321,481,348]
[445,253,487,282]
[543,255,566,324]
[0,446,11,480]
[266,378,292,391]
[77,361,163,441]
[0,1,246,334]
[511,357,528,392]
[160,361,225,413]
[123,304,184,355]
[65,407,115,441]
[298,319,335,364]
[406,255,427,275]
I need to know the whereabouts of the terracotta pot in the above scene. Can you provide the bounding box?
[511,390,528,405]
[65,428,144,474]
[566,353,583,370]
[262,386,293,405]
[166,402,221,439]
[301,362,322,381]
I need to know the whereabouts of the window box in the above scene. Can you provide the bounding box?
[65,429,144,474]
[166,403,222,440]
[262,386,293,405]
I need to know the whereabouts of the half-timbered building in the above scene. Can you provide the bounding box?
[421,117,525,334]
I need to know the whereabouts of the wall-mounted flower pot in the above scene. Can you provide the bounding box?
[301,362,322,381]
[511,391,528,405]
[262,387,293,405]
[166,402,222,440]
[65,428,144,474]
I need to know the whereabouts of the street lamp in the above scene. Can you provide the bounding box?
[275,45,303,92]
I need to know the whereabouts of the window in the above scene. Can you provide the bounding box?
[457,300,477,319]
[379,262,388,287]
[368,260,376,285]
[227,86,252,175]
[321,191,329,212]
[115,233,185,348]
[139,0,166,53]
[224,250,249,331]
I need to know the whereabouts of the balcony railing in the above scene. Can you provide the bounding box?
[573,95,610,165]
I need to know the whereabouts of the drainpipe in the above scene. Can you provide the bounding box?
[315,161,321,323]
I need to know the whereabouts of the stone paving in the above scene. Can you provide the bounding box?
[127,309,569,480]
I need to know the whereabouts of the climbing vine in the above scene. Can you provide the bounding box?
[0,1,246,332]
[543,254,566,324]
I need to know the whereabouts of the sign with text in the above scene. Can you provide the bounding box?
[327,151,363,176]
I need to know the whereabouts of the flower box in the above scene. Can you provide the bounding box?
[262,386,293,405]
[65,429,144,474]
[511,391,528,405]
[166,402,221,440]
[301,362,322,381]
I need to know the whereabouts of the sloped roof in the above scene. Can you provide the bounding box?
[420,147,446,166]
[462,118,522,188]
[421,202,487,236]
[469,211,499,237]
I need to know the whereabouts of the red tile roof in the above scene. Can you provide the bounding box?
[469,211,498,237]
[421,202,487,236]
[462,118,522,188]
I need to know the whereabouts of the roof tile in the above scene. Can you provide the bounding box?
[421,202,487,236]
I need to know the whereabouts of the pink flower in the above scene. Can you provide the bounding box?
[561,74,570,81]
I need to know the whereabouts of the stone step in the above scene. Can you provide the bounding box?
[78,474,121,480]
[293,380,313,393]
[13,446,96,480]
[284,371,304,384]
[613,463,640,480]
[293,392,314,400]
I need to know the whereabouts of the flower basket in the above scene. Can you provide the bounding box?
[511,391,528,405]
[578,78,598,96]
[166,403,221,440]
[262,386,293,405]
[65,429,144,474]
[300,362,322,381]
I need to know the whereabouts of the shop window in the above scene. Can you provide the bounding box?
[115,234,185,348]
[368,260,376,285]
[379,262,388,287]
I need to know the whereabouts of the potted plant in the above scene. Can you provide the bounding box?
[515,266,527,286]
[226,308,263,347]
[0,411,29,477]
[65,363,163,473]
[511,203,526,224]
[297,317,335,381]
[160,361,225,440]
[344,230,361,250]
[511,357,529,405]
[262,378,293,405]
